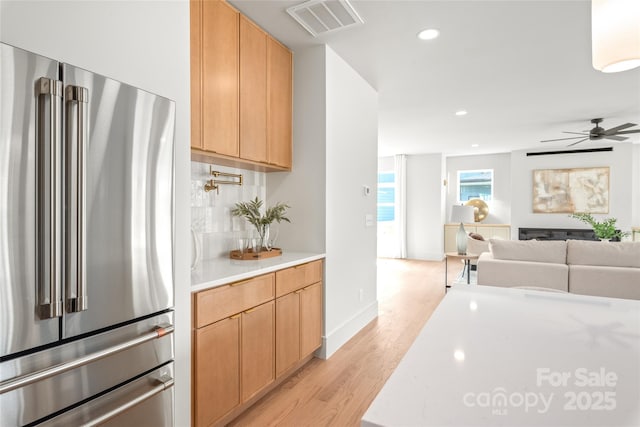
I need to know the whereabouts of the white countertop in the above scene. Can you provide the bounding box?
[190,251,325,293]
[362,285,640,427]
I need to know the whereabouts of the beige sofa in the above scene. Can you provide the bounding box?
[477,239,640,300]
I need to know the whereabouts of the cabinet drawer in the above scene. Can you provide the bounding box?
[275,260,322,297]
[195,273,275,328]
[304,260,322,285]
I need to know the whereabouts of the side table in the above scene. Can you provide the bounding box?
[444,252,479,292]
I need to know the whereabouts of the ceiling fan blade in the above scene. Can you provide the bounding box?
[540,136,589,142]
[567,138,589,147]
[562,131,589,136]
[614,129,640,135]
[604,123,637,134]
[603,135,628,141]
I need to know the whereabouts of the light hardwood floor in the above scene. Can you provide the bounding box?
[229,258,458,427]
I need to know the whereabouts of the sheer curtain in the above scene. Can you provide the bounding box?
[394,154,407,258]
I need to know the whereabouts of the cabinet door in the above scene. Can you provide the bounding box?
[240,16,267,163]
[190,0,202,150]
[300,283,322,358]
[475,224,511,240]
[267,37,292,169]
[202,0,239,156]
[194,316,240,426]
[241,300,274,401]
[275,292,300,377]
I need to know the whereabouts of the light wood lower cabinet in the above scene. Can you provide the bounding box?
[300,282,322,358]
[275,292,300,376]
[241,300,274,401]
[194,315,240,426]
[192,260,323,426]
[275,282,323,377]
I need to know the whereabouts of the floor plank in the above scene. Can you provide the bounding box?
[229,258,455,427]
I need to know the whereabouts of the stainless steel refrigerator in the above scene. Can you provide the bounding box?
[0,42,176,426]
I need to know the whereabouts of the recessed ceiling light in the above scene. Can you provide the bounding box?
[471,144,479,148]
[417,29,439,40]
[454,350,465,361]
[455,110,468,116]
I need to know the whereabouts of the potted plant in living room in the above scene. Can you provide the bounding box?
[232,197,291,251]
[569,213,630,241]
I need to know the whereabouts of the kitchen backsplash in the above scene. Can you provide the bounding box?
[191,161,266,260]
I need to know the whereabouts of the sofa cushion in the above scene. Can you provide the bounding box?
[489,239,567,264]
[567,240,640,268]
[477,252,569,292]
[569,264,640,300]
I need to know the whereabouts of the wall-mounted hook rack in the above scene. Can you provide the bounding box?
[203,166,243,194]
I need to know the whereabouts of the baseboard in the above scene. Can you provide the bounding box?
[317,300,379,359]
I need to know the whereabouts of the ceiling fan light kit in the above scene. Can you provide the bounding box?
[592,0,640,73]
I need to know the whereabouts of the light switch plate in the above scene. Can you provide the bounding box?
[365,214,374,227]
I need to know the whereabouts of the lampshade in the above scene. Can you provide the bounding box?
[592,0,640,73]
[450,205,475,224]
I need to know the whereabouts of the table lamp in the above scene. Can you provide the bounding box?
[450,205,475,255]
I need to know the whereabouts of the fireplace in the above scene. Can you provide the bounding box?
[518,227,621,241]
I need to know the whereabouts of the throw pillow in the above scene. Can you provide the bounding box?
[469,232,485,241]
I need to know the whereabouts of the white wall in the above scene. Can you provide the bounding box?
[445,153,512,224]
[267,46,326,253]
[0,1,192,424]
[268,45,378,359]
[406,154,446,260]
[511,144,636,238]
[324,46,378,357]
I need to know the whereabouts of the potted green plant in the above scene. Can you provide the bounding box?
[231,197,290,250]
[569,213,629,241]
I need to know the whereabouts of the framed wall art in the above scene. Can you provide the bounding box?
[532,167,609,213]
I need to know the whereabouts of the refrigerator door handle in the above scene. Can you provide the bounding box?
[81,375,175,427]
[0,324,174,395]
[37,77,64,319]
[65,85,89,313]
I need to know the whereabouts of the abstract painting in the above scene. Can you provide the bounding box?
[532,167,609,213]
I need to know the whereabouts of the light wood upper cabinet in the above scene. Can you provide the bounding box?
[190,0,202,150]
[239,16,268,163]
[201,0,239,156]
[190,0,292,171]
[267,38,293,169]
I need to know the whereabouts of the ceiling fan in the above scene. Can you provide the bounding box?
[540,118,640,147]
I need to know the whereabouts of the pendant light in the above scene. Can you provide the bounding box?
[592,0,640,73]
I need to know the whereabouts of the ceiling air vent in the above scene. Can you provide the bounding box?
[286,0,364,37]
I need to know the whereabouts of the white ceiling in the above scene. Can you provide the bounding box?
[230,0,640,157]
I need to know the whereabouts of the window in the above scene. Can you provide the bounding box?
[377,172,395,221]
[457,169,493,202]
